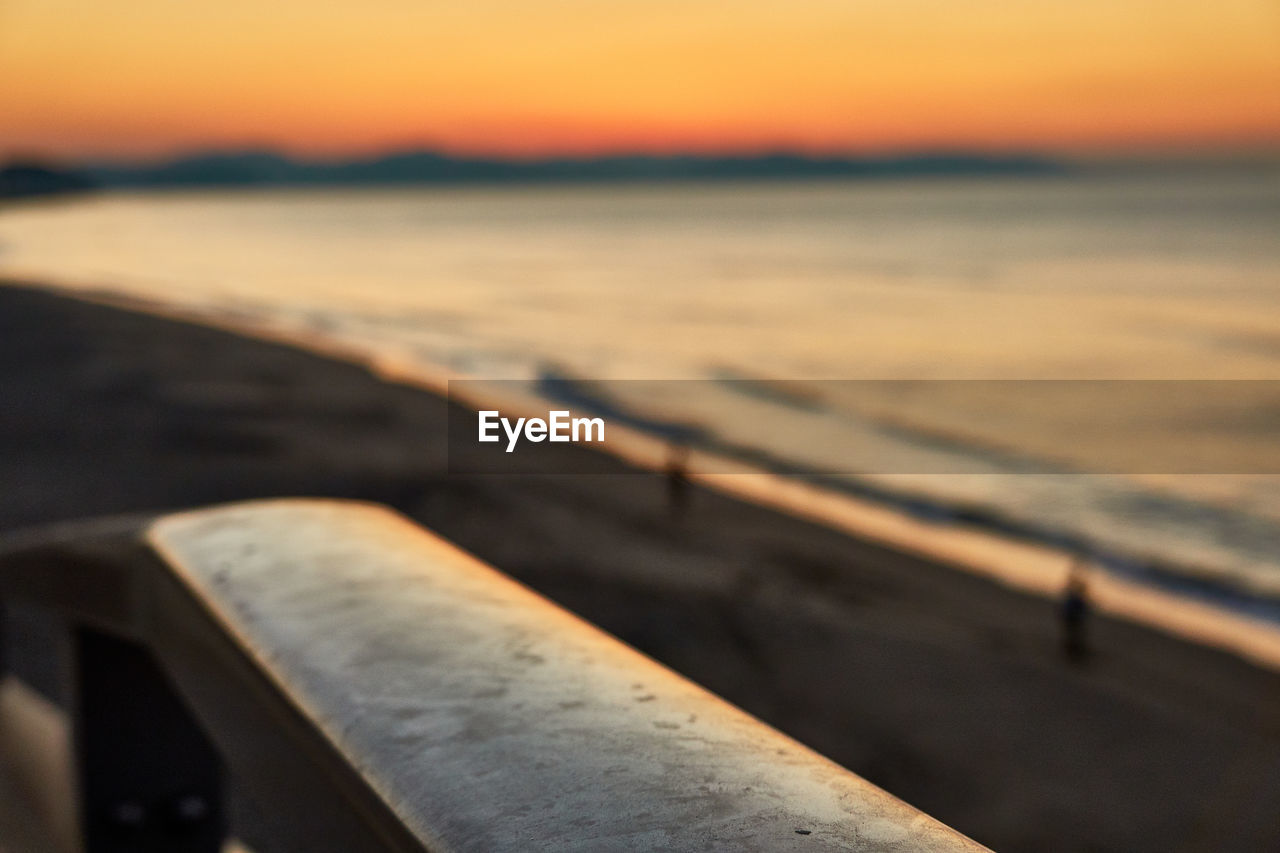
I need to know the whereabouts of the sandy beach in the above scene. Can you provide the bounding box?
[2,280,1279,852]
[6,179,1280,601]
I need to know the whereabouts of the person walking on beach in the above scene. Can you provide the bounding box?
[665,441,691,522]
[1060,559,1092,663]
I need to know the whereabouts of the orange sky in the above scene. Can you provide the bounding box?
[2,0,1279,161]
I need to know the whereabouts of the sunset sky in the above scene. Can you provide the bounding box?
[2,0,1279,161]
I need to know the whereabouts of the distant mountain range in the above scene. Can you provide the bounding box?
[0,161,98,199]
[89,150,1066,187]
[3,150,1066,198]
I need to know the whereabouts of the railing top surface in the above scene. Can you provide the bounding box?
[3,499,987,852]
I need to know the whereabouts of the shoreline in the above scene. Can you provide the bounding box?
[3,279,1280,851]
[19,275,1280,673]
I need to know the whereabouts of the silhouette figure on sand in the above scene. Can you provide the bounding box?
[1060,560,1092,663]
[665,442,691,521]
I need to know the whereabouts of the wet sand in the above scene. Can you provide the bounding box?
[1,281,1278,852]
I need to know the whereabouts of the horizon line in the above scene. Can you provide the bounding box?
[9,143,1280,170]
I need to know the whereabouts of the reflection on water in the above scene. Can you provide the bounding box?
[2,171,1280,603]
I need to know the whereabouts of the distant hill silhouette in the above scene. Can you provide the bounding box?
[0,160,97,199]
[85,150,1066,188]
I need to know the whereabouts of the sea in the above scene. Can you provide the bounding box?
[3,169,1279,615]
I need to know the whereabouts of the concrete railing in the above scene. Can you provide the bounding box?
[0,499,987,852]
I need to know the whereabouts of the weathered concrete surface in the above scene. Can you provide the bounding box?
[147,500,985,852]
